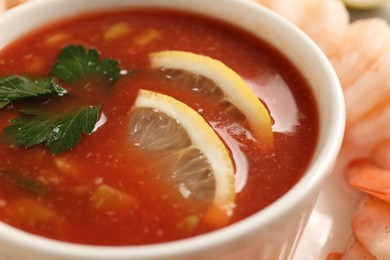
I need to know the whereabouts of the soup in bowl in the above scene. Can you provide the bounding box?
[0,0,345,259]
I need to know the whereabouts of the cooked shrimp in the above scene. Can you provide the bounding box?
[341,240,376,260]
[252,0,349,56]
[343,48,390,128]
[327,239,376,260]
[330,19,390,131]
[352,197,390,259]
[371,140,390,169]
[330,19,390,89]
[326,252,343,260]
[346,159,390,203]
[298,0,349,57]
[252,0,307,26]
[346,101,390,148]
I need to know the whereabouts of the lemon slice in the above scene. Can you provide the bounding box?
[149,50,273,144]
[129,89,235,222]
[343,0,388,9]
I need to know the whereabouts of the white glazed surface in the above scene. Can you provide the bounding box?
[0,0,345,259]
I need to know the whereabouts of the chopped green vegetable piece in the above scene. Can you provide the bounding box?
[0,75,67,108]
[4,106,100,154]
[52,45,121,83]
[0,170,47,196]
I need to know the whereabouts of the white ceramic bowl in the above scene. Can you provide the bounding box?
[0,0,345,259]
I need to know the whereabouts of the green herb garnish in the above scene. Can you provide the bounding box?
[1,44,126,154]
[0,75,67,109]
[52,45,121,83]
[4,106,100,154]
[0,101,8,109]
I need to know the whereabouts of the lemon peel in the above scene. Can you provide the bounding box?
[131,89,235,213]
[149,50,273,144]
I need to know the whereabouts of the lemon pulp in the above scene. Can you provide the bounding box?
[129,89,235,219]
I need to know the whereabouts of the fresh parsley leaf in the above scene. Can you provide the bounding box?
[0,75,67,108]
[4,106,100,154]
[52,45,121,83]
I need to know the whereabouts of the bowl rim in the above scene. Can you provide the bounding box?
[0,0,345,258]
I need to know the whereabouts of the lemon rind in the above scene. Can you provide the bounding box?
[133,89,235,208]
[149,50,273,144]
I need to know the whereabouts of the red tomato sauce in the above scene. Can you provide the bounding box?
[0,9,318,245]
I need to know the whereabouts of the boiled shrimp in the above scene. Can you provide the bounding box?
[297,0,349,56]
[351,197,390,259]
[330,19,390,90]
[371,140,390,169]
[339,240,376,260]
[252,0,349,56]
[341,157,390,259]
[346,159,390,204]
[342,44,390,129]
[252,0,308,26]
[326,238,376,260]
[321,18,390,150]
[346,103,390,149]
[326,18,390,135]
[334,19,390,147]
[336,18,390,132]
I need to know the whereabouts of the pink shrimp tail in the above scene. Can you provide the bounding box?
[352,197,390,258]
[346,159,390,203]
[327,239,376,260]
[326,252,342,260]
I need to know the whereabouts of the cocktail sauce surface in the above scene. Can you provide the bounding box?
[0,9,318,245]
